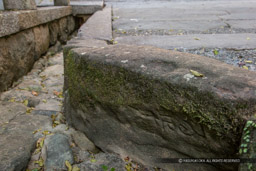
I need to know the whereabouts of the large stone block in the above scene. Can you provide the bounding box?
[58,17,68,43]
[0,6,72,38]
[64,44,256,171]
[54,0,70,6]
[3,0,37,10]
[49,20,60,46]
[33,24,50,60]
[0,29,35,92]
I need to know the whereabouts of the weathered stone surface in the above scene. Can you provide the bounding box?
[58,17,69,43]
[0,101,52,171]
[0,6,72,38]
[76,153,126,171]
[67,15,76,34]
[64,44,256,170]
[71,1,104,15]
[44,133,74,171]
[66,38,108,49]
[54,0,70,6]
[48,20,60,45]
[72,130,99,153]
[33,24,50,60]
[0,29,35,92]
[77,6,112,41]
[3,0,37,10]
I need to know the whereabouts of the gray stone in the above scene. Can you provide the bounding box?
[49,20,60,46]
[44,133,74,171]
[0,29,35,92]
[64,44,256,171]
[71,1,104,15]
[58,17,69,43]
[0,107,52,171]
[3,0,37,10]
[72,130,99,153]
[40,64,64,78]
[77,153,126,171]
[35,99,62,112]
[77,6,112,41]
[33,24,50,60]
[54,0,70,6]
[0,6,72,38]
[0,0,4,10]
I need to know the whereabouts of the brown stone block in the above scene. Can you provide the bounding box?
[0,29,35,92]
[33,24,50,60]
[3,0,37,10]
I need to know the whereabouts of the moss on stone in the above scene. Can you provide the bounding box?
[64,49,248,144]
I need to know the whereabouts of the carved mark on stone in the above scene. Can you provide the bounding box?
[179,121,195,136]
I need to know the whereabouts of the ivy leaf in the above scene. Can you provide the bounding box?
[102,165,108,171]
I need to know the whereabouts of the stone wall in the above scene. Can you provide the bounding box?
[64,44,256,171]
[0,9,78,92]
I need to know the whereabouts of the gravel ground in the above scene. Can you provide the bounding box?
[113,27,256,37]
[175,48,256,71]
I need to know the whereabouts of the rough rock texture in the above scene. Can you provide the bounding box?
[3,0,37,10]
[0,29,35,92]
[71,1,104,16]
[77,6,112,41]
[33,24,50,60]
[0,102,52,171]
[72,130,99,153]
[43,133,74,171]
[64,44,256,171]
[0,6,72,37]
[0,15,76,92]
[76,153,126,171]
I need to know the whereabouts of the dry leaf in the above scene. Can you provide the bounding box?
[23,99,28,106]
[194,37,200,40]
[65,160,72,171]
[245,60,253,64]
[190,70,204,77]
[9,98,16,102]
[26,107,34,114]
[124,156,130,162]
[34,157,44,167]
[243,66,249,70]
[33,128,42,134]
[42,130,51,135]
[53,91,63,98]
[72,166,80,171]
[32,91,38,96]
[42,99,47,103]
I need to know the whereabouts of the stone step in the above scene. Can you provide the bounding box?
[115,34,256,50]
[71,0,104,15]
[77,6,112,40]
